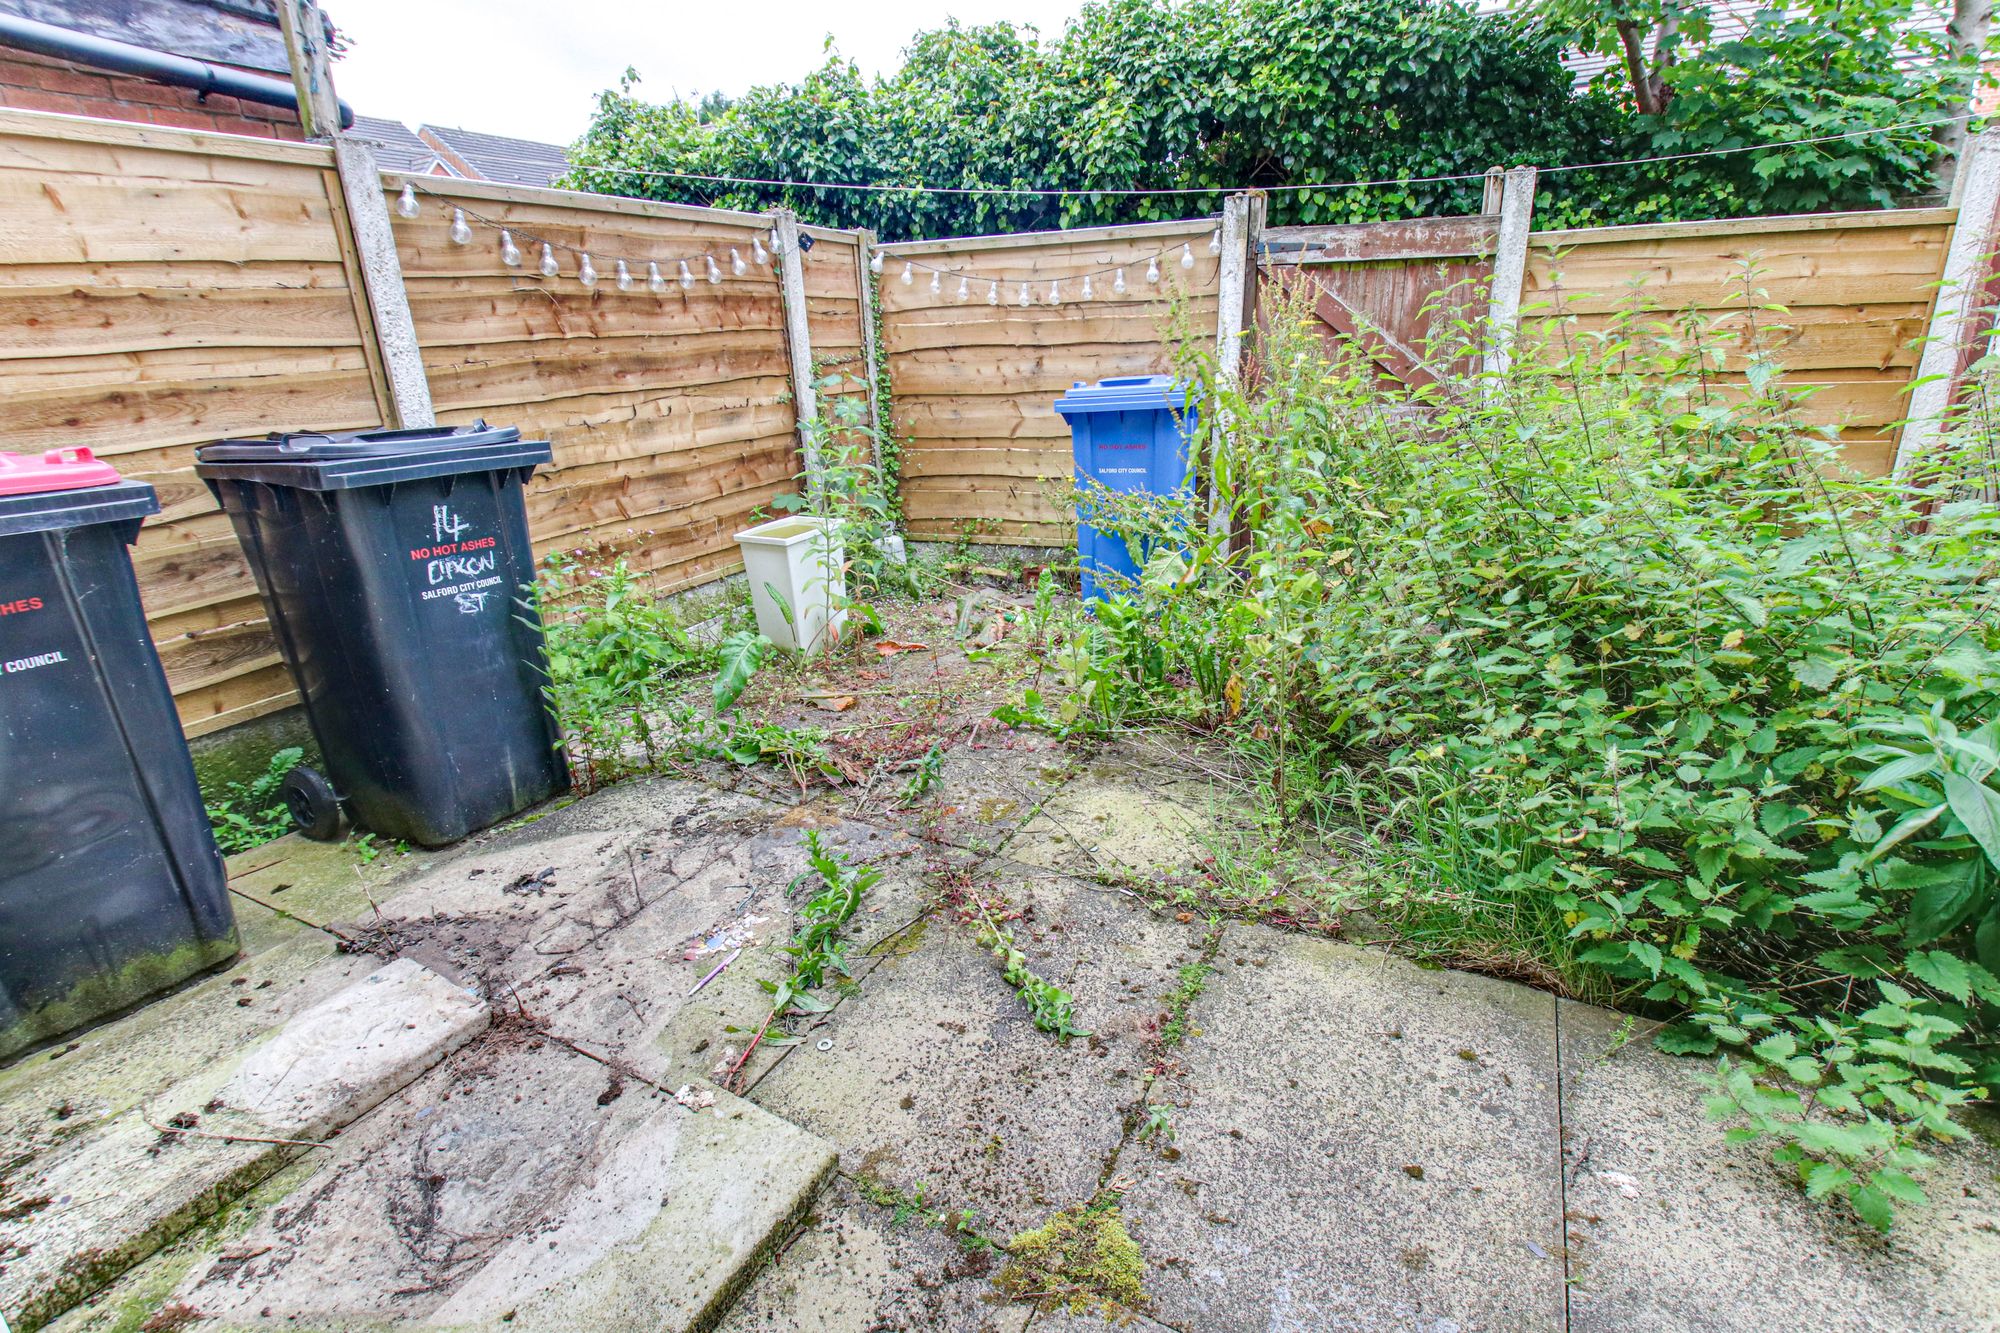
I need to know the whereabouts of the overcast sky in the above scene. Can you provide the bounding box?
[326,0,1092,146]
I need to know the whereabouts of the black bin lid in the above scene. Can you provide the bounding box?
[0,479,159,539]
[195,422,553,492]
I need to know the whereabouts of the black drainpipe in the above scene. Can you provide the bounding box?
[0,13,354,130]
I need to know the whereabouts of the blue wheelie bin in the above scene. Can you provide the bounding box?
[1053,376,1199,601]
[0,447,236,1060]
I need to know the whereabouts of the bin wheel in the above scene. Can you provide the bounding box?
[281,766,343,841]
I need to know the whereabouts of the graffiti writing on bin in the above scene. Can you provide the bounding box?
[411,504,503,614]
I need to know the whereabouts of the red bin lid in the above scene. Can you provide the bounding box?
[0,447,123,497]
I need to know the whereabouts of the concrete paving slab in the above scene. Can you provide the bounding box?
[1000,737,1251,883]
[160,1033,834,1333]
[220,958,488,1139]
[224,832,420,939]
[0,959,485,1330]
[719,1174,1034,1333]
[1557,1000,2000,1332]
[1115,924,1566,1332]
[750,861,1205,1240]
[789,738,1075,860]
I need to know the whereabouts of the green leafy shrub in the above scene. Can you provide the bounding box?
[1007,277,2000,1228]
[204,746,303,854]
[537,553,711,788]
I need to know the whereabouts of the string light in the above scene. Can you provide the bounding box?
[1017,282,1031,308]
[1047,279,1062,306]
[768,228,782,256]
[988,281,999,305]
[1208,230,1221,255]
[929,270,942,295]
[901,262,914,286]
[957,275,969,301]
[1147,257,1160,284]
[1081,274,1092,299]
[870,251,884,274]
[1180,243,1194,270]
[1113,268,1126,295]
[389,180,787,301]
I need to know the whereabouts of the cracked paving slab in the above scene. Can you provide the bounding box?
[134,1027,833,1332]
[1557,1000,2000,1333]
[748,858,1206,1241]
[1115,923,1566,1332]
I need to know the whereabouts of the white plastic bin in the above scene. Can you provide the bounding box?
[735,515,846,654]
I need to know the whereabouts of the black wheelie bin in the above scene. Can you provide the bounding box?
[0,447,237,1061]
[195,424,569,848]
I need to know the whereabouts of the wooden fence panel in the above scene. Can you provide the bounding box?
[1525,209,1955,477]
[385,176,804,592]
[0,110,387,737]
[878,219,1222,545]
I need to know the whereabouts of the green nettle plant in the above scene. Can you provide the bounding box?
[1001,278,2000,1230]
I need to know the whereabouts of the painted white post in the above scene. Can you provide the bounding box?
[277,0,434,428]
[1481,165,1538,383]
[1211,191,1263,544]
[773,209,822,494]
[1895,126,2000,480]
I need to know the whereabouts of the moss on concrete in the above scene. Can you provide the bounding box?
[997,1198,1146,1317]
[187,707,319,798]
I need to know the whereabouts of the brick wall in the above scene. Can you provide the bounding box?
[0,46,303,139]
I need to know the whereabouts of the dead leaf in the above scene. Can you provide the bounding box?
[874,639,930,656]
[808,693,858,712]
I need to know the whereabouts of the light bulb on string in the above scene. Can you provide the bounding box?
[988,281,1000,305]
[1047,280,1062,306]
[929,270,941,295]
[870,251,884,275]
[577,253,598,288]
[1081,274,1093,300]
[705,255,722,284]
[648,261,667,294]
[753,238,768,265]
[901,262,914,286]
[1208,230,1221,255]
[768,228,782,256]
[1146,256,1160,284]
[1113,268,1127,295]
[731,248,746,276]
[1180,243,1194,270]
[956,276,969,302]
[448,209,472,245]
[678,260,694,289]
[539,244,559,278]
[499,230,522,268]
[1017,283,1031,308]
[395,183,419,217]
[615,260,633,291]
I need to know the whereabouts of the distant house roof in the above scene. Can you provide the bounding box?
[0,0,305,75]
[418,125,570,189]
[349,114,445,174]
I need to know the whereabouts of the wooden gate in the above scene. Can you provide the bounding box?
[1258,213,1497,386]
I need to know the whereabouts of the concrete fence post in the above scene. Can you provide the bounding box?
[1480,165,1538,385]
[773,209,822,494]
[1895,126,2000,480]
[1211,191,1264,545]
